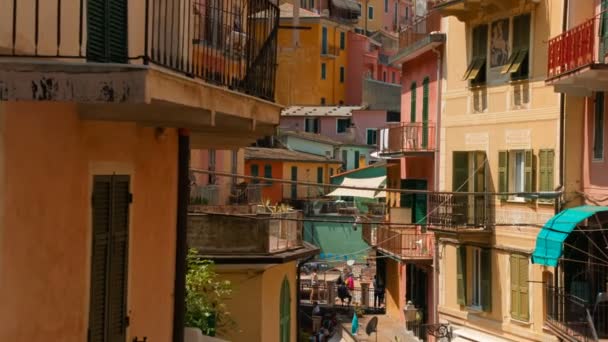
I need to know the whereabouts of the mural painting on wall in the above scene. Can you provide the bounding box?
[490,19,509,68]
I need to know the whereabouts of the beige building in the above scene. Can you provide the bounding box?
[432,0,563,341]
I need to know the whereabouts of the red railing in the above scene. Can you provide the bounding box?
[376,226,434,259]
[380,122,436,154]
[399,11,442,51]
[547,17,596,78]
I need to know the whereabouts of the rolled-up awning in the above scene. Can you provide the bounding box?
[330,0,361,16]
[532,205,608,267]
[326,176,386,199]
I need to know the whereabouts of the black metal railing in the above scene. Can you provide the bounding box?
[546,286,597,342]
[0,0,279,101]
[428,193,493,230]
[409,322,452,342]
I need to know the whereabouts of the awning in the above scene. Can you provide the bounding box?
[330,0,361,16]
[326,176,386,199]
[532,205,608,267]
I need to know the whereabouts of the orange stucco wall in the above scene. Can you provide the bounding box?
[385,258,405,322]
[245,159,284,203]
[0,102,177,342]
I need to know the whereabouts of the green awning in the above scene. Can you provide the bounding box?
[532,205,608,267]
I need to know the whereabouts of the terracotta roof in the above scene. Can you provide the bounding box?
[278,3,320,19]
[280,130,342,146]
[245,147,342,163]
[281,106,364,117]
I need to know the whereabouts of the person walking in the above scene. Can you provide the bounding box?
[373,275,385,308]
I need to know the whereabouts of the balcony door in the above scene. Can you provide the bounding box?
[400,179,427,226]
[87,0,128,63]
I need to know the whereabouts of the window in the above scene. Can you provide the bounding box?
[309,0,314,9]
[321,97,326,105]
[367,129,378,145]
[383,71,387,82]
[321,27,328,54]
[387,111,401,122]
[463,25,488,85]
[498,150,533,199]
[340,32,346,50]
[317,167,323,184]
[279,278,291,342]
[337,118,351,133]
[453,151,487,192]
[368,5,374,20]
[384,0,388,12]
[264,164,272,184]
[410,82,417,122]
[87,0,128,63]
[251,164,259,184]
[457,246,491,311]
[321,63,327,80]
[340,66,345,83]
[208,149,217,184]
[89,175,131,342]
[342,150,348,169]
[538,149,555,192]
[290,167,298,199]
[594,92,605,160]
[510,255,530,321]
[422,77,430,148]
[394,2,398,27]
[354,151,360,169]
[305,118,320,133]
[392,72,396,84]
[502,14,531,80]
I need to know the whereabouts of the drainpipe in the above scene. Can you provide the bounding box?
[173,128,190,342]
[431,45,442,325]
[296,255,315,341]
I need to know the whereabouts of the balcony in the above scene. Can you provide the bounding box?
[378,122,437,157]
[427,193,493,231]
[328,0,361,23]
[0,0,281,148]
[190,183,264,207]
[362,78,401,112]
[545,286,601,342]
[392,11,445,64]
[321,44,341,58]
[188,209,319,262]
[546,16,608,95]
[376,226,434,261]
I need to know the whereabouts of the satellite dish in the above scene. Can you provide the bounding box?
[347,259,355,266]
[366,316,378,336]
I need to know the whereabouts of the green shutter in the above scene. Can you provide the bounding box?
[107,0,128,63]
[510,255,519,318]
[317,167,323,184]
[87,0,128,63]
[410,82,417,123]
[524,150,534,193]
[498,151,508,199]
[519,256,530,321]
[422,77,429,149]
[264,165,272,184]
[340,32,346,49]
[251,164,259,184]
[354,151,360,169]
[87,0,108,62]
[453,152,469,192]
[457,246,467,306]
[481,248,492,312]
[280,278,291,342]
[601,0,608,58]
[539,149,554,192]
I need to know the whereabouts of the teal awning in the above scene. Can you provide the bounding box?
[532,205,608,267]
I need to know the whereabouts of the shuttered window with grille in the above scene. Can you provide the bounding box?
[87,0,128,63]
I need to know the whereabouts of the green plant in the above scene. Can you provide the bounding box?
[354,304,365,318]
[185,249,235,336]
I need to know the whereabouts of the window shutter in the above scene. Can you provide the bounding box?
[519,256,530,321]
[108,0,128,63]
[453,152,469,192]
[410,82,417,123]
[481,248,492,312]
[524,150,534,193]
[457,246,467,305]
[314,119,319,133]
[354,151,360,169]
[539,149,554,192]
[510,255,520,319]
[251,165,259,184]
[264,165,272,184]
[422,77,430,149]
[305,119,311,132]
[317,167,323,184]
[89,176,112,342]
[87,0,108,62]
[498,151,508,199]
[107,175,130,342]
[601,0,608,57]
[545,149,554,192]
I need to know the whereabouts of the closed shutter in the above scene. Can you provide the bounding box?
[602,1,608,57]
[452,152,469,192]
[322,27,328,54]
[498,151,508,199]
[87,0,128,63]
[539,149,555,192]
[510,255,519,318]
[264,165,272,184]
[410,82,417,123]
[251,164,259,184]
[317,167,323,184]
[524,150,534,193]
[107,0,128,63]
[340,32,345,49]
[457,246,467,305]
[354,151,360,169]
[87,0,107,62]
[89,175,131,342]
[510,255,530,321]
[422,77,429,149]
[481,248,492,312]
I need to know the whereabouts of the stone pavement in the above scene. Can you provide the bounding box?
[339,314,420,342]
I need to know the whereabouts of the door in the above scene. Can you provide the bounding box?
[291,166,298,200]
[400,179,428,226]
[89,175,131,342]
[87,0,128,63]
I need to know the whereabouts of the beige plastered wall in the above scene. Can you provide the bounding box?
[0,102,177,342]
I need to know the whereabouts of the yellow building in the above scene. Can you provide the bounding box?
[432,0,563,341]
[276,3,351,106]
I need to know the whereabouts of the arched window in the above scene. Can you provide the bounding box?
[280,277,291,342]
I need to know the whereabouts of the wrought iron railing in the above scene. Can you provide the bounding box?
[190,183,264,205]
[545,286,597,342]
[379,122,437,154]
[0,0,279,101]
[376,226,434,259]
[428,193,493,230]
[409,321,452,342]
[547,17,597,79]
[399,10,442,51]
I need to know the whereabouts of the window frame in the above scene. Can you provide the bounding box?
[366,128,378,145]
[471,247,483,308]
[368,5,374,20]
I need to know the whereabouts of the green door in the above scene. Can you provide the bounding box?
[422,77,430,149]
[400,179,428,226]
[602,0,608,58]
[291,166,298,200]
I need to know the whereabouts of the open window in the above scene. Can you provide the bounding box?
[498,150,534,201]
[463,25,488,85]
[501,14,531,80]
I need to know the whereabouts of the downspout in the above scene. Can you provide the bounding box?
[296,255,315,341]
[173,128,190,342]
[431,45,442,325]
